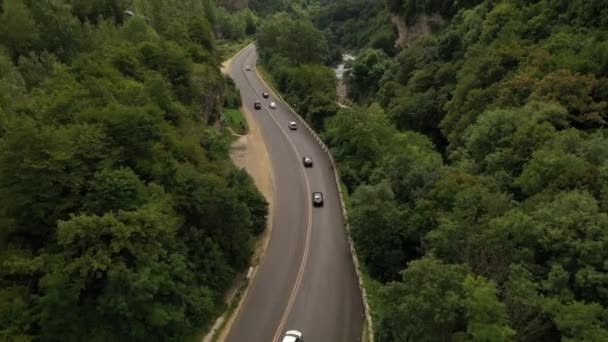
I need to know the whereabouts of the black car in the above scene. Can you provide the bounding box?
[302,157,313,167]
[312,192,324,207]
[262,92,269,98]
[254,100,262,110]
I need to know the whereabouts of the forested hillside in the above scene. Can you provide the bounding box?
[258,0,608,340]
[0,0,267,340]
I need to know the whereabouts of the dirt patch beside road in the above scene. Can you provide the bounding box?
[229,105,275,266]
[202,103,275,342]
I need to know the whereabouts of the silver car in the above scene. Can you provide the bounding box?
[313,192,324,207]
[288,121,297,130]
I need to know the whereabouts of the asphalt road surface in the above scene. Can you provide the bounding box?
[226,45,364,342]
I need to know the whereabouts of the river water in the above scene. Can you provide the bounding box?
[333,53,355,103]
[333,53,355,80]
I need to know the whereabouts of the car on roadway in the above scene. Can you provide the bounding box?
[302,157,313,167]
[282,330,303,342]
[245,65,251,71]
[288,121,297,130]
[270,101,277,109]
[262,92,269,98]
[254,100,262,110]
[313,192,324,207]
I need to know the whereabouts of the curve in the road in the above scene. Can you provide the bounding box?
[226,46,310,342]
[226,45,364,342]
[240,54,315,342]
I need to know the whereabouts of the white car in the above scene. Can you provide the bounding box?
[245,65,251,71]
[302,156,313,167]
[313,192,324,207]
[282,330,303,342]
[270,101,277,109]
[288,121,297,130]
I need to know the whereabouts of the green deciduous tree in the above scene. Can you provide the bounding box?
[284,64,337,130]
[83,167,146,214]
[464,101,564,189]
[377,256,512,341]
[531,191,608,304]
[37,202,216,341]
[256,13,329,65]
[530,70,607,127]
[0,119,111,244]
[345,48,391,102]
[515,129,608,198]
[372,131,443,205]
[0,1,266,339]
[324,104,396,190]
[350,182,411,281]
[0,0,39,60]
[424,170,513,276]
[307,1,608,341]
[463,275,516,341]
[227,168,268,235]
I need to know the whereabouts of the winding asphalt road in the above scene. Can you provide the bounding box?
[226,45,364,342]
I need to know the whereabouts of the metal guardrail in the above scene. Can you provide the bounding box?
[255,64,374,342]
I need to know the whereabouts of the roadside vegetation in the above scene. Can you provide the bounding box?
[256,12,338,131]
[223,78,248,135]
[258,0,608,340]
[0,0,267,340]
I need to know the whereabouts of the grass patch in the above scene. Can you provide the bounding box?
[224,107,248,135]
[218,38,253,61]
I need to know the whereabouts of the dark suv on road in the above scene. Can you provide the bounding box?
[254,100,262,110]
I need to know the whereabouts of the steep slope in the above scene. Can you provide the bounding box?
[260,0,608,340]
[334,1,608,340]
[0,1,266,340]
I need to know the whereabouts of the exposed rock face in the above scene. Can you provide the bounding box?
[392,13,445,49]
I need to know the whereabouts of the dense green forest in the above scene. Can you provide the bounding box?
[0,0,267,340]
[257,0,608,340]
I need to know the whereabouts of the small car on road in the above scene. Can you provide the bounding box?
[282,330,303,342]
[302,157,313,167]
[262,92,269,98]
[270,102,277,109]
[254,100,262,110]
[313,192,324,207]
[288,121,297,130]
[245,65,251,71]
